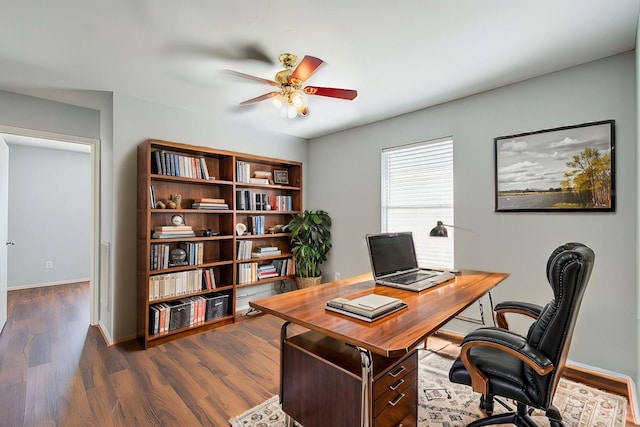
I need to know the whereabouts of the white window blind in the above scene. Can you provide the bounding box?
[382,137,454,269]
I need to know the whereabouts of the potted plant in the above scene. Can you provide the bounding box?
[284,209,332,288]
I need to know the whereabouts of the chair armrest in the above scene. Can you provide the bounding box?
[494,301,543,329]
[459,327,553,395]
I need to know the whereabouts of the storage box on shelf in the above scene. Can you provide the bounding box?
[137,139,302,348]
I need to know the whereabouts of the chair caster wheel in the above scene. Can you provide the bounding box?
[479,395,494,415]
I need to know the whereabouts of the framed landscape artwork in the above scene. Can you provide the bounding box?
[494,120,615,212]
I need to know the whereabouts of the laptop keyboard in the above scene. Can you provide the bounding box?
[393,271,436,284]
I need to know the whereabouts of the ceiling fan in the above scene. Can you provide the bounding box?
[226,53,358,118]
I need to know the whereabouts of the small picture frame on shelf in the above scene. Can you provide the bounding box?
[273,169,289,184]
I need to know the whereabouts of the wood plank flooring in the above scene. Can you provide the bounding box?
[0,282,635,426]
[0,282,284,426]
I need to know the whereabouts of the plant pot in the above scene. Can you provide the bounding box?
[296,276,322,289]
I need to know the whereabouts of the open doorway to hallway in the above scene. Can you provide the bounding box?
[2,132,97,327]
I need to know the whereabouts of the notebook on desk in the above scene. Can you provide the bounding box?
[366,232,455,292]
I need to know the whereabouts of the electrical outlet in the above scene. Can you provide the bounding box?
[335,272,341,281]
[46,260,53,269]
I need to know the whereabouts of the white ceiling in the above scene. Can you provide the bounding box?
[0,1,638,140]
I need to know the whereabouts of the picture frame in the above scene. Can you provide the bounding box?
[273,169,289,185]
[494,120,615,212]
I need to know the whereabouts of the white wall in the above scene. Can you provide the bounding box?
[309,52,637,380]
[99,94,114,340]
[636,12,640,403]
[7,144,91,287]
[0,90,100,138]
[109,93,308,340]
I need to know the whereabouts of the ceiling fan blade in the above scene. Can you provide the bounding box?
[288,56,324,85]
[303,86,358,100]
[223,70,279,87]
[239,92,281,106]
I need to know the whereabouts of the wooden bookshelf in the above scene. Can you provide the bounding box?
[137,139,302,348]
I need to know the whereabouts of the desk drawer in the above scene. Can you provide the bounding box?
[394,407,417,427]
[374,351,417,399]
[373,375,417,427]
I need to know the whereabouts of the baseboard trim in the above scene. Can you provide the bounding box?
[434,329,639,425]
[8,278,90,291]
[96,322,113,346]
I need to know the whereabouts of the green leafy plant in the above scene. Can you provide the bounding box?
[284,210,332,278]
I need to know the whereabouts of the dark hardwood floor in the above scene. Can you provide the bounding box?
[0,282,284,426]
[0,283,635,426]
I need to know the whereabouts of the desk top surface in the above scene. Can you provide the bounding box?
[250,270,509,357]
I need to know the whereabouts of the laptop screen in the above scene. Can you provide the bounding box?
[367,232,419,278]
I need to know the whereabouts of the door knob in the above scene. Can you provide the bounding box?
[6,240,15,246]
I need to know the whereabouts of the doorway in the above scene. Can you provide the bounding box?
[0,128,100,326]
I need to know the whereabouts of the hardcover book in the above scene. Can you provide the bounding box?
[325,294,407,321]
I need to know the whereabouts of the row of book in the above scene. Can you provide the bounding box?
[150,244,171,270]
[272,259,295,276]
[149,185,156,209]
[152,149,212,179]
[235,190,293,211]
[248,215,265,235]
[269,195,293,211]
[236,161,274,184]
[150,241,204,270]
[236,190,269,210]
[148,267,217,300]
[237,258,295,284]
[179,242,204,265]
[237,241,283,260]
[149,293,229,335]
[237,240,253,260]
[236,160,252,183]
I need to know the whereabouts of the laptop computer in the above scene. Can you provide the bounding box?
[366,232,455,291]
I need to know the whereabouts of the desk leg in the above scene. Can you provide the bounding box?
[355,347,373,427]
[279,321,291,405]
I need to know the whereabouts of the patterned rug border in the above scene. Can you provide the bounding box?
[229,396,289,427]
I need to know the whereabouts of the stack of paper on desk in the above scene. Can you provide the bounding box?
[326,294,407,321]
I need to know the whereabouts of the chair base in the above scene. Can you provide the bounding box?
[468,400,564,427]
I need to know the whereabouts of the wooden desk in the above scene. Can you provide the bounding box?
[250,270,509,427]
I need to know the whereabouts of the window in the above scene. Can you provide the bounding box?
[381,137,454,269]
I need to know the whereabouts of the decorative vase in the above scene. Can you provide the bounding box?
[295,276,322,289]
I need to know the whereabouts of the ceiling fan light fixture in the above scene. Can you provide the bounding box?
[231,52,357,118]
[287,103,297,119]
[290,91,305,107]
[271,95,285,109]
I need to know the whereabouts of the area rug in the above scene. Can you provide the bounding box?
[229,350,627,427]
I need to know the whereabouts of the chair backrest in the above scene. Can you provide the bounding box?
[525,243,595,407]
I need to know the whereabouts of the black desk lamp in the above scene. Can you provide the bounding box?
[428,220,493,324]
[429,221,449,237]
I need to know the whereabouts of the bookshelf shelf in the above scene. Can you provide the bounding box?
[236,275,296,288]
[137,139,302,348]
[237,233,290,240]
[146,314,235,343]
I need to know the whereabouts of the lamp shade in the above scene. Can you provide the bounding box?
[429,221,449,237]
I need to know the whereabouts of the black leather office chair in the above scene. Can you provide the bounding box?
[449,243,595,427]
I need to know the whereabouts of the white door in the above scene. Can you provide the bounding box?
[0,136,9,331]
